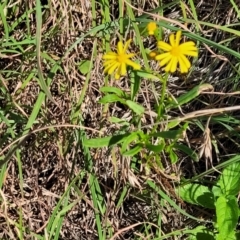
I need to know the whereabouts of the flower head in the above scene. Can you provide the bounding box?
[103,39,141,80]
[147,22,157,35]
[155,31,198,73]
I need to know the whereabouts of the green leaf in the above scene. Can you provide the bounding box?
[179,183,215,209]
[126,100,145,115]
[122,144,142,156]
[78,60,91,75]
[135,70,160,80]
[217,162,240,196]
[100,86,124,96]
[145,142,165,153]
[98,94,126,104]
[121,132,141,153]
[174,143,199,161]
[83,134,129,148]
[186,226,215,240]
[109,117,130,126]
[169,149,178,163]
[167,84,213,109]
[216,195,238,239]
[130,70,141,100]
[151,130,181,139]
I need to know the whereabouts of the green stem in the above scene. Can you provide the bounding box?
[152,73,169,133]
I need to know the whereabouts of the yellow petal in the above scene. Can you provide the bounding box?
[179,54,191,69]
[175,31,182,46]
[147,22,157,35]
[159,54,172,67]
[103,60,116,66]
[103,52,118,59]
[165,59,173,72]
[183,51,198,57]
[120,63,127,75]
[125,53,135,59]
[179,55,191,73]
[125,59,141,70]
[108,62,119,74]
[158,41,172,51]
[155,52,171,60]
[104,62,115,72]
[115,66,122,80]
[170,56,178,72]
[169,33,175,47]
[117,41,124,54]
[115,73,121,80]
[123,39,132,53]
[180,41,196,48]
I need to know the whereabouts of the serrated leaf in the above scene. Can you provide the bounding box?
[126,100,144,115]
[217,162,240,196]
[100,86,124,96]
[179,183,215,209]
[78,60,91,75]
[216,195,238,238]
[99,94,126,104]
[83,134,129,148]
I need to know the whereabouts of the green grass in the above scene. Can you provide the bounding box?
[1,0,240,239]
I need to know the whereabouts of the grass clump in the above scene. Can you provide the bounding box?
[1,0,240,239]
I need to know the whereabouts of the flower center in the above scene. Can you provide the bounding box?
[171,46,181,56]
[117,54,127,63]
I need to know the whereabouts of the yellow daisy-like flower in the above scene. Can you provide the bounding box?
[156,31,198,73]
[103,39,141,80]
[147,22,157,35]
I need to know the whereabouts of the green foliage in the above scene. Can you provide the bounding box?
[179,161,240,239]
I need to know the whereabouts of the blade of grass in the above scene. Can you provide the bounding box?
[36,0,57,105]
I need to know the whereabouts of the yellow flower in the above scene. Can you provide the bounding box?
[156,31,198,73]
[103,39,141,80]
[147,22,157,35]
[149,51,157,59]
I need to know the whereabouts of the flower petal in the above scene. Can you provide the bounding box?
[179,55,191,73]
[155,52,171,60]
[120,63,127,75]
[175,31,182,46]
[183,51,198,57]
[103,59,116,66]
[125,59,141,70]
[180,41,196,48]
[117,41,124,54]
[170,56,178,72]
[158,41,172,51]
[165,58,173,72]
[169,33,175,47]
[108,62,119,74]
[123,39,132,53]
[125,53,135,59]
[179,54,191,69]
[159,54,172,67]
[103,52,118,59]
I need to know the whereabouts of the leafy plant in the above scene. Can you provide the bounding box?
[179,162,240,240]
